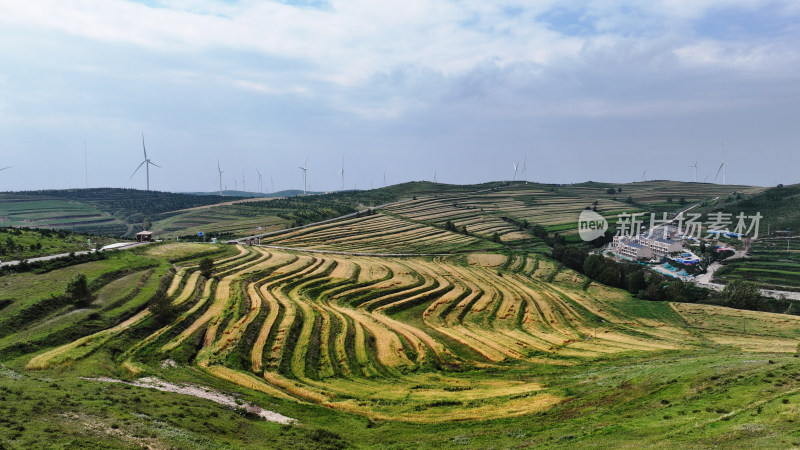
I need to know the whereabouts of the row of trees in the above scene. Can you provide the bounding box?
[550,245,772,312]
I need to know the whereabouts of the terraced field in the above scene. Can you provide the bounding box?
[7,182,800,447]
[258,213,498,254]
[152,204,289,239]
[28,244,800,423]
[0,196,126,235]
[385,184,630,234]
[561,181,765,211]
[716,238,800,291]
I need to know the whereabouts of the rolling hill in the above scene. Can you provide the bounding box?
[2,179,800,447]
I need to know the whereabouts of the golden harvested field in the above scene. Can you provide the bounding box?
[30,243,800,422]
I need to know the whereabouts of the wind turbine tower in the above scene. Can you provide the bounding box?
[298,155,309,195]
[256,169,263,193]
[130,133,161,191]
[688,158,698,183]
[513,162,519,181]
[339,156,345,192]
[216,160,224,196]
[714,144,728,185]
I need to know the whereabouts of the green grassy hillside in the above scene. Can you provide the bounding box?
[1,239,799,447]
[0,189,248,237]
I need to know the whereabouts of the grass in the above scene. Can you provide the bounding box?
[0,227,119,261]
[18,247,800,427]
[715,238,800,290]
[3,180,800,447]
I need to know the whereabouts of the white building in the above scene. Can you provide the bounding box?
[613,236,653,260]
[641,236,682,258]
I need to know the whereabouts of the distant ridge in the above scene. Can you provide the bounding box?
[183,189,324,198]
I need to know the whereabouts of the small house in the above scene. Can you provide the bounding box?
[136,231,153,243]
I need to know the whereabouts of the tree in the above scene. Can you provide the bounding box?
[665,280,689,302]
[491,232,501,243]
[149,288,175,324]
[199,257,214,278]
[65,273,94,306]
[626,270,647,294]
[721,280,761,310]
[143,216,152,231]
[561,247,588,273]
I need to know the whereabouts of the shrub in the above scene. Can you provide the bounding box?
[65,273,94,306]
[199,257,214,278]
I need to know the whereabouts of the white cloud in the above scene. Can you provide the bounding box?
[1,0,800,189]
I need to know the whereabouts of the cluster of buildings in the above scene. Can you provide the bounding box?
[610,224,698,263]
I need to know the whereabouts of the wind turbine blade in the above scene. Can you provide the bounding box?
[149,161,161,168]
[713,162,724,182]
[0,166,10,171]
[305,154,309,167]
[141,133,147,159]
[130,161,146,178]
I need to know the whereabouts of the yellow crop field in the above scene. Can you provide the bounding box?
[33,240,800,424]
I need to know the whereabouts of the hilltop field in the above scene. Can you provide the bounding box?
[2,181,800,448]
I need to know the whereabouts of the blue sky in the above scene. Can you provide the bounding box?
[1,0,798,192]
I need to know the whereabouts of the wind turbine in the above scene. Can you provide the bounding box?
[256,169,263,193]
[640,170,647,181]
[513,162,519,181]
[130,133,160,191]
[339,156,345,192]
[522,154,527,178]
[270,174,274,193]
[433,171,437,183]
[714,144,728,185]
[242,169,246,193]
[216,160,224,196]
[383,170,387,187]
[688,157,698,183]
[298,155,309,195]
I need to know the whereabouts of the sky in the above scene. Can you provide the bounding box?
[1,0,798,193]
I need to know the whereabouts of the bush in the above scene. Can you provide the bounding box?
[65,273,94,306]
[199,257,214,278]
[720,280,761,310]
